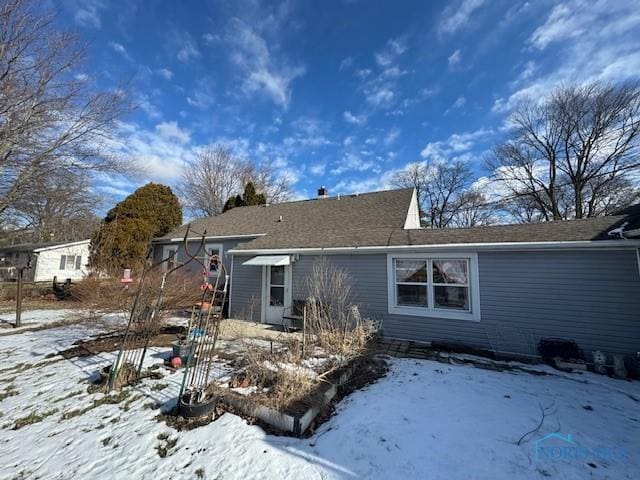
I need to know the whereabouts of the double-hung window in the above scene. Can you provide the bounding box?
[59,255,82,271]
[388,253,480,321]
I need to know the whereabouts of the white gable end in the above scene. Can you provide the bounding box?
[403,188,421,229]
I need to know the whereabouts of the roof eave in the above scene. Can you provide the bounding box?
[229,239,640,255]
[32,239,90,252]
[152,233,266,243]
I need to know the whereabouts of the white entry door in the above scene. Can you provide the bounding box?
[264,264,291,325]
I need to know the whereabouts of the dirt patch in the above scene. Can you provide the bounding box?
[88,364,164,393]
[57,325,187,359]
[156,408,217,431]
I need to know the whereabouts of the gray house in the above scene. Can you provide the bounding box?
[153,188,640,359]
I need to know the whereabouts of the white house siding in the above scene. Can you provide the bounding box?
[229,249,640,359]
[33,242,90,282]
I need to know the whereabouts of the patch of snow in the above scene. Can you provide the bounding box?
[0,322,638,479]
[262,360,318,378]
[231,386,258,396]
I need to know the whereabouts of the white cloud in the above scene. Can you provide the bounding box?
[283,116,334,149]
[529,3,581,50]
[184,75,216,109]
[445,96,467,114]
[113,121,195,183]
[331,153,378,175]
[339,56,354,71]
[225,18,305,109]
[156,68,174,80]
[333,177,383,195]
[448,49,462,68]
[374,38,407,67]
[439,0,485,36]
[356,37,410,110]
[365,85,395,108]
[310,163,327,176]
[108,42,132,61]
[177,43,200,63]
[169,30,201,63]
[420,128,492,161]
[343,111,367,125]
[384,127,400,145]
[73,0,105,29]
[494,0,640,114]
[202,33,221,44]
[155,121,190,144]
[137,94,162,120]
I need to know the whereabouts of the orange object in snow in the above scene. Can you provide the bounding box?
[195,301,211,312]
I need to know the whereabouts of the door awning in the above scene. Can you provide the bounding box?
[242,255,291,266]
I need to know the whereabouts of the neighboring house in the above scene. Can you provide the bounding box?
[0,240,90,282]
[152,188,640,359]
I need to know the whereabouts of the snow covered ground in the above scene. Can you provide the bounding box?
[0,312,638,479]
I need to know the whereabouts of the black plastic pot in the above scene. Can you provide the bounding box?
[172,340,193,361]
[99,364,112,384]
[178,391,218,418]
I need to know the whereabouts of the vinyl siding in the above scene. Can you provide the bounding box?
[33,243,90,282]
[229,255,263,322]
[152,238,252,314]
[286,250,640,358]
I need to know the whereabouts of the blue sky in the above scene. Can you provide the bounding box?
[55,0,640,201]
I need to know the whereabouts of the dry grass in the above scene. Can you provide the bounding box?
[70,267,205,328]
[229,258,380,412]
[304,257,380,361]
[234,335,317,411]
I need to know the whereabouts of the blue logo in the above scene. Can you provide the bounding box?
[534,433,630,462]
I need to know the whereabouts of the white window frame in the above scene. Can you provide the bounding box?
[60,254,81,271]
[205,243,223,274]
[387,252,481,322]
[162,245,179,272]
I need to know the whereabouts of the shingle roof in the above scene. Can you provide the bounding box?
[156,187,639,251]
[232,214,632,250]
[155,188,414,244]
[0,240,87,253]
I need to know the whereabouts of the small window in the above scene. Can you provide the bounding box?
[60,255,79,271]
[395,260,428,307]
[388,254,480,322]
[432,259,469,310]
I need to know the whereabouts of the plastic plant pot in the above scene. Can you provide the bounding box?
[171,340,193,361]
[178,391,218,418]
[99,364,112,384]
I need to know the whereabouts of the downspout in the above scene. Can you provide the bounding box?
[31,252,40,282]
[636,248,640,280]
[229,253,235,317]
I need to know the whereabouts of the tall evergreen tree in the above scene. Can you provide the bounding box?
[223,182,266,212]
[90,183,182,272]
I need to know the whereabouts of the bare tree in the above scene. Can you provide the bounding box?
[178,145,291,217]
[0,0,129,222]
[490,82,640,220]
[391,160,476,228]
[9,171,101,242]
[240,160,291,205]
[450,190,496,227]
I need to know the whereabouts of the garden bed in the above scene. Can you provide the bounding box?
[215,354,388,436]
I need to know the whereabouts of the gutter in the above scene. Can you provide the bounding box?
[33,239,91,252]
[229,239,640,255]
[152,233,266,243]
